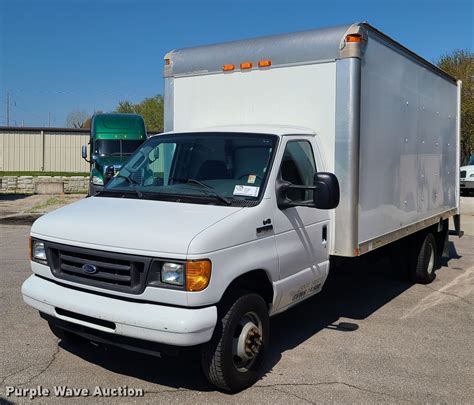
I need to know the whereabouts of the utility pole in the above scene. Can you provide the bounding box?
[6,91,10,126]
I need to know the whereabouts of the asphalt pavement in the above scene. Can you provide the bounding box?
[0,202,473,404]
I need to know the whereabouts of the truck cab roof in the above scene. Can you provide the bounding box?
[156,125,316,138]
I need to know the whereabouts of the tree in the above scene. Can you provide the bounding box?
[66,110,89,128]
[116,95,164,132]
[437,50,474,163]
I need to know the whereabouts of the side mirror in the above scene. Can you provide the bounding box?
[276,172,340,210]
[313,172,340,209]
[81,145,88,160]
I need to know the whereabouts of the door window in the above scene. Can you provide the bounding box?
[280,140,316,202]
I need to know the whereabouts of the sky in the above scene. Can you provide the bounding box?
[0,0,472,127]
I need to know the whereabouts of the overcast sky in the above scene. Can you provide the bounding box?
[0,0,472,127]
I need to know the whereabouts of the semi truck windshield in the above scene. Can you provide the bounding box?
[95,140,144,156]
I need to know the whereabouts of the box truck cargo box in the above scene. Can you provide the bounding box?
[164,22,461,257]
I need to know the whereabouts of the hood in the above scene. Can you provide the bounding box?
[31,197,243,256]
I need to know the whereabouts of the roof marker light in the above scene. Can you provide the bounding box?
[258,59,272,68]
[240,61,253,70]
[346,34,364,43]
[223,64,235,71]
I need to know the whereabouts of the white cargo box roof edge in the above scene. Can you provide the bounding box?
[163,22,456,84]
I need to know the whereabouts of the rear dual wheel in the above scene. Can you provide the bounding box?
[409,232,438,284]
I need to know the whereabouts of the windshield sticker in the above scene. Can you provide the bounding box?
[234,185,259,197]
[247,175,256,184]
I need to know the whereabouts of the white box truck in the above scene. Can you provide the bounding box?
[22,23,462,392]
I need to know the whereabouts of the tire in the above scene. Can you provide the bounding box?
[48,322,83,343]
[409,232,438,284]
[201,292,269,393]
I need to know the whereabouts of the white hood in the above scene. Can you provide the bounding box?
[31,196,243,256]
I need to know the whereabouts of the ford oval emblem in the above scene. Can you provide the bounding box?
[82,264,97,274]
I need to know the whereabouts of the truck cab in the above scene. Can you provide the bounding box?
[82,113,146,195]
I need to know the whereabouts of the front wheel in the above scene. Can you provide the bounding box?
[201,292,269,392]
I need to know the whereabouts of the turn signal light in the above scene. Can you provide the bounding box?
[258,59,272,68]
[346,34,363,43]
[186,260,212,291]
[165,58,170,65]
[223,64,235,71]
[240,61,253,70]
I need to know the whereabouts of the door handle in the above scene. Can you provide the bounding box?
[322,225,327,243]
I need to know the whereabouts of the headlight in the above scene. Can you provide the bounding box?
[470,174,474,178]
[146,259,212,291]
[161,262,185,286]
[92,175,104,185]
[31,240,47,263]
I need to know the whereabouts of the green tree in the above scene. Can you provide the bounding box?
[437,50,474,163]
[116,95,164,132]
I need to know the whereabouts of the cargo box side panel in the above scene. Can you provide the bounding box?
[358,33,458,246]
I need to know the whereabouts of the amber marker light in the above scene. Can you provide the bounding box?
[258,59,272,68]
[186,260,212,291]
[346,34,364,43]
[240,61,253,70]
[165,58,171,65]
[223,64,235,71]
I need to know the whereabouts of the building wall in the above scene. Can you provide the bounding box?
[0,127,90,172]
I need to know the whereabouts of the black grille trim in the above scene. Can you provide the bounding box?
[45,241,152,294]
[460,170,466,178]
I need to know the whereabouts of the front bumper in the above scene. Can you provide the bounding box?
[22,275,217,346]
[460,180,474,190]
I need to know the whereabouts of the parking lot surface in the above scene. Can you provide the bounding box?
[1,211,473,403]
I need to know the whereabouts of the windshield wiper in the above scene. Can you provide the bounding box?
[170,177,231,206]
[97,174,143,198]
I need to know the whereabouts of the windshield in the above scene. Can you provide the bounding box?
[100,132,278,206]
[94,139,144,156]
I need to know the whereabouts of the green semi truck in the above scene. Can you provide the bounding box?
[81,113,147,195]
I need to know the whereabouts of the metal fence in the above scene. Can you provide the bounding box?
[0,127,90,172]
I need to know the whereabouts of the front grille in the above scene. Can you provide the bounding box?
[46,242,152,294]
[460,170,466,178]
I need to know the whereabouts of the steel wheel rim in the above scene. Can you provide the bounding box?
[232,311,263,372]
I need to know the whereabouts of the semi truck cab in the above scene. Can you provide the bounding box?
[81,113,146,195]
